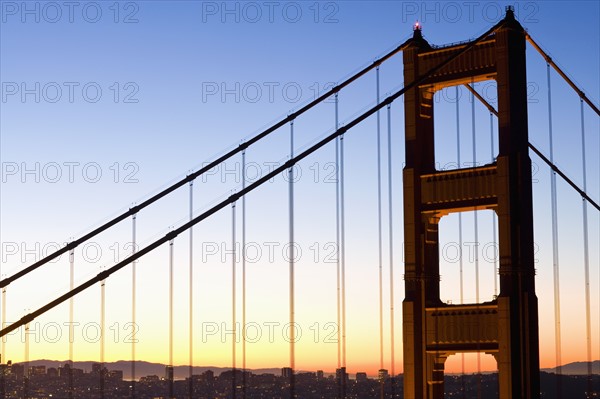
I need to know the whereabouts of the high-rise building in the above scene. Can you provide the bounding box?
[58,363,71,378]
[28,366,45,376]
[11,363,24,378]
[140,375,159,383]
[316,370,324,380]
[281,367,293,378]
[335,367,348,383]
[378,369,389,381]
[165,365,174,381]
[107,370,123,380]
[91,363,103,376]
[356,372,368,382]
[201,370,214,382]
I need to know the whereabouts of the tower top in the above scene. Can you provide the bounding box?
[505,5,515,19]
[501,5,524,32]
[401,20,431,50]
[412,21,424,40]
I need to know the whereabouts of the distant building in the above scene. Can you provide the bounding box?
[28,365,45,376]
[356,372,368,382]
[91,363,104,376]
[58,363,71,378]
[336,367,348,383]
[219,369,244,382]
[378,368,389,381]
[140,375,159,383]
[165,365,174,381]
[72,368,84,378]
[281,367,293,378]
[107,370,123,380]
[316,370,324,380]
[47,368,58,378]
[11,363,24,378]
[295,372,316,384]
[200,370,214,382]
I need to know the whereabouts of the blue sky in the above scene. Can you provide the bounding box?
[1,1,599,375]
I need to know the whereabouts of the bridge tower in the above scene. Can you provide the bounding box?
[401,7,540,399]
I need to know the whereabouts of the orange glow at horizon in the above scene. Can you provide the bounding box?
[3,316,596,377]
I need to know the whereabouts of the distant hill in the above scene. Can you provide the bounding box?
[23,360,286,380]
[541,360,600,375]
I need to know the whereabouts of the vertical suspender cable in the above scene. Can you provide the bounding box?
[101,273,106,399]
[334,92,342,398]
[547,62,562,386]
[387,102,396,394]
[335,92,341,371]
[0,281,3,399]
[375,67,385,398]
[0,285,4,399]
[289,120,296,399]
[490,112,498,298]
[340,114,347,383]
[456,87,464,306]
[188,181,194,399]
[471,82,482,398]
[69,246,75,399]
[241,149,247,399]
[456,87,466,393]
[231,201,237,399]
[1,285,5,362]
[579,98,592,390]
[131,213,137,399]
[24,320,29,398]
[168,237,174,399]
[471,83,480,305]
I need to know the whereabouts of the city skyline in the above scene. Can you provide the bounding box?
[2,359,599,398]
[1,0,599,382]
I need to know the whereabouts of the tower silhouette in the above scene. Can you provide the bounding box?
[401,7,540,398]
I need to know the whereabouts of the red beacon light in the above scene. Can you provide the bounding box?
[413,21,422,31]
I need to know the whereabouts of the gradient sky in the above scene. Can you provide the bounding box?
[1,1,599,377]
